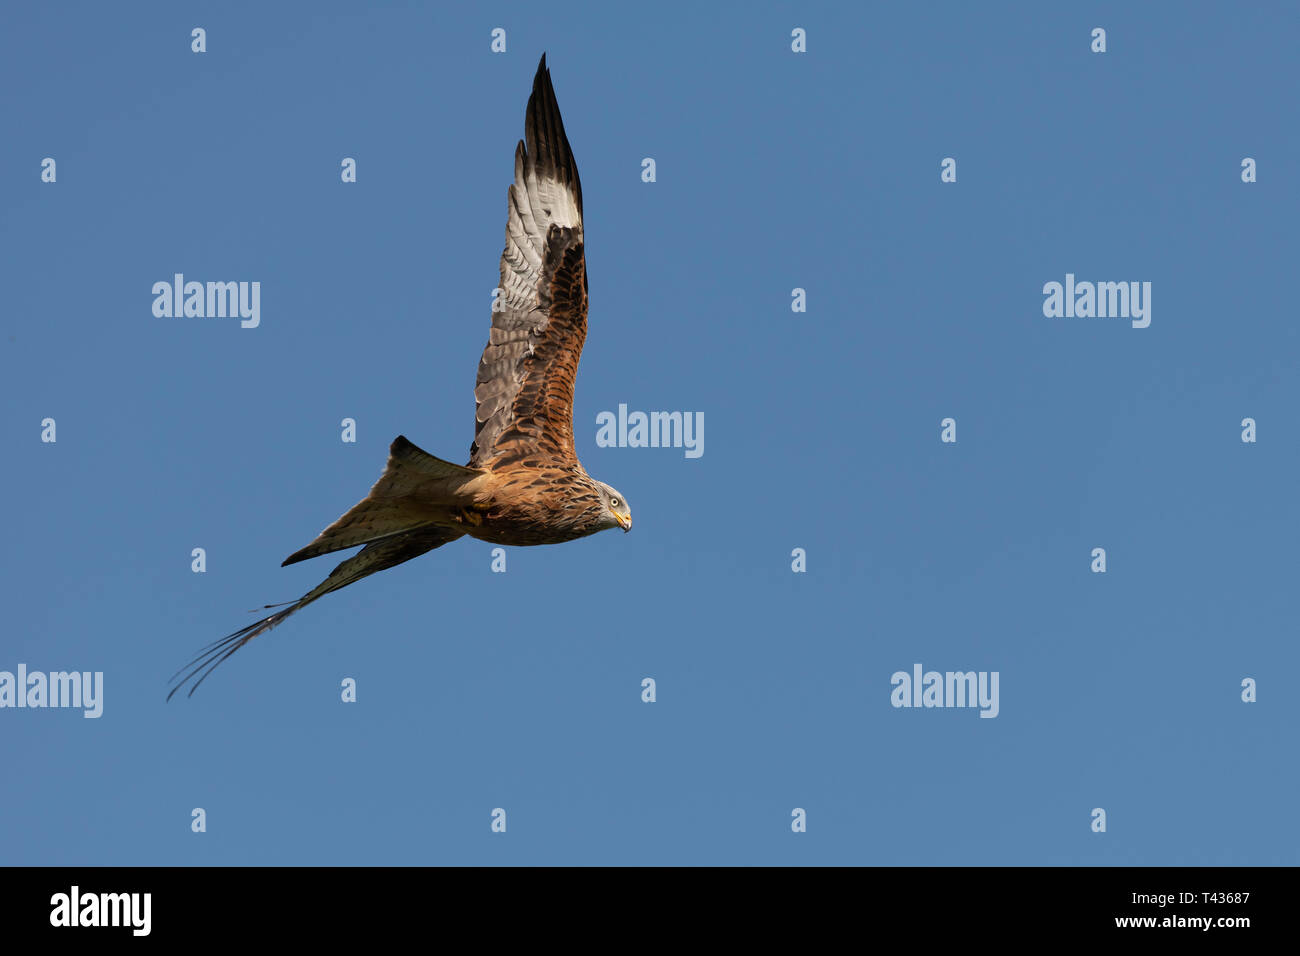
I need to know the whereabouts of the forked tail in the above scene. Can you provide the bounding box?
[167,524,464,699]
[167,602,304,700]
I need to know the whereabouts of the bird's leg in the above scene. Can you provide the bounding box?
[457,502,492,527]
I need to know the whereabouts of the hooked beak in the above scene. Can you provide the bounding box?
[615,513,632,533]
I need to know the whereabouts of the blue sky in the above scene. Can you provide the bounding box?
[2,1,1296,865]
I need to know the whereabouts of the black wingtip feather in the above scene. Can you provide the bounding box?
[525,52,582,218]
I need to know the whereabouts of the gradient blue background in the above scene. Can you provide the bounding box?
[2,1,1296,865]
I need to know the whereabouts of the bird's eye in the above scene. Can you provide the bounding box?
[610,498,620,508]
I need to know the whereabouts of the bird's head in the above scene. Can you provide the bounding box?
[594,480,632,533]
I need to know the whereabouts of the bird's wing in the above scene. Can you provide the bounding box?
[470,54,587,469]
[167,525,463,700]
[282,435,485,567]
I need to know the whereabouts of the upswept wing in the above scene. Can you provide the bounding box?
[471,54,588,468]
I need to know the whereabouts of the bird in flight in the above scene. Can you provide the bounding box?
[169,55,631,700]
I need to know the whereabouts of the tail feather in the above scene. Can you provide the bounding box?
[167,525,464,700]
[281,436,484,567]
[167,604,302,701]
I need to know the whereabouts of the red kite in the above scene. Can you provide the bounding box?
[169,55,630,700]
